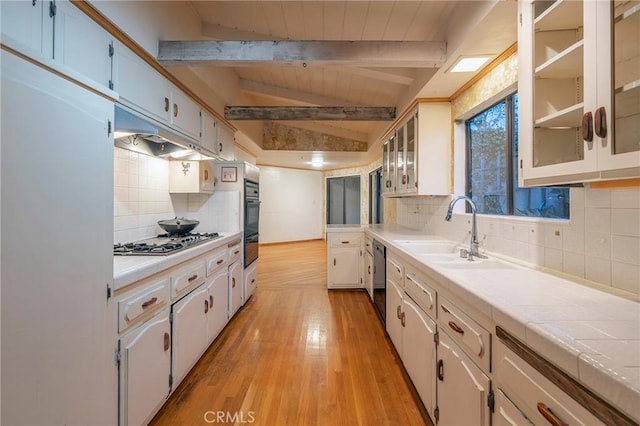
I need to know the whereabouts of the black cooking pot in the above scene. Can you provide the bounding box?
[158,217,200,236]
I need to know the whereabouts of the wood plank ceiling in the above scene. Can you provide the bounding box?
[176,1,514,170]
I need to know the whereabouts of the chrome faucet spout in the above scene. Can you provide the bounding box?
[444,195,486,260]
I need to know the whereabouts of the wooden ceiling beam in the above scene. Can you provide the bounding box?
[225,106,396,121]
[239,79,362,107]
[158,40,446,68]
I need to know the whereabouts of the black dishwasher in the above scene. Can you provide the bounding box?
[372,240,386,324]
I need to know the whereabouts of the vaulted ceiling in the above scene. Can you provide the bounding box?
[162,1,518,170]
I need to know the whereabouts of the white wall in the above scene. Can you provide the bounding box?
[259,166,323,243]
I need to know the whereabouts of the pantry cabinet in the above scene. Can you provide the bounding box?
[327,232,363,289]
[381,102,451,197]
[518,0,640,186]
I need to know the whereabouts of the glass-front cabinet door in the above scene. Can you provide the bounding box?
[405,112,417,193]
[598,0,640,172]
[396,124,406,191]
[382,134,396,195]
[518,0,639,186]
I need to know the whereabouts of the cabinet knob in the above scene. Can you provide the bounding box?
[204,299,209,314]
[164,97,170,112]
[173,103,179,118]
[437,359,444,381]
[594,106,607,138]
[163,332,170,352]
[232,278,236,288]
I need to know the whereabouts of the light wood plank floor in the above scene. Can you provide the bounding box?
[151,239,429,425]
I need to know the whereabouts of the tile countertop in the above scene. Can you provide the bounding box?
[365,224,640,423]
[113,232,243,291]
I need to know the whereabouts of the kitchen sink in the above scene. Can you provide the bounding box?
[395,240,460,254]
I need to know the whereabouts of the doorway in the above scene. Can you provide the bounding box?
[369,167,383,224]
[326,176,361,224]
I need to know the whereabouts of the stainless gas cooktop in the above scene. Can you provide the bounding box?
[114,232,221,256]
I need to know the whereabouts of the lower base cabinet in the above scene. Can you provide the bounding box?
[326,232,363,289]
[206,270,229,344]
[119,309,171,426]
[494,389,533,426]
[244,261,258,302]
[172,285,209,385]
[436,330,491,426]
[229,260,243,317]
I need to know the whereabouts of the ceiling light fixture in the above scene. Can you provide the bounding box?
[448,55,492,73]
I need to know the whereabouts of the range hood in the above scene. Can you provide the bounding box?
[114,105,219,160]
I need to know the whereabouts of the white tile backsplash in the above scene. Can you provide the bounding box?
[395,186,640,296]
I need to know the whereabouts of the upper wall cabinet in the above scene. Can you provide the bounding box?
[1,0,114,92]
[518,0,640,187]
[382,102,451,197]
[217,122,236,161]
[113,41,201,141]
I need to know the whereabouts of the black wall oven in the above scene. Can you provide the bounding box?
[244,179,260,266]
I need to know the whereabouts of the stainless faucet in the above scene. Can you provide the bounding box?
[445,195,487,261]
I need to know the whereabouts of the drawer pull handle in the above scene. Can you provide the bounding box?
[537,403,568,426]
[210,295,214,307]
[141,297,158,309]
[163,332,170,352]
[582,111,593,142]
[216,259,224,265]
[333,258,336,266]
[341,241,350,244]
[173,103,178,117]
[188,274,199,282]
[401,311,405,327]
[164,97,169,112]
[368,265,371,274]
[594,106,607,138]
[251,279,255,284]
[448,321,464,335]
[437,359,444,381]
[396,305,402,319]
[234,250,240,255]
[232,278,236,288]
[204,299,209,314]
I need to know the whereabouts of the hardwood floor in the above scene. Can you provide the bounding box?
[151,239,429,425]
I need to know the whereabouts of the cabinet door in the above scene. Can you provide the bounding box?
[114,41,171,123]
[54,0,113,89]
[201,111,219,154]
[229,261,243,317]
[402,297,437,418]
[364,251,374,300]
[404,113,417,193]
[396,124,407,192]
[206,271,229,344]
[120,311,171,426]
[597,0,640,173]
[244,261,258,301]
[494,389,533,426]
[217,124,235,160]
[436,331,491,426]
[2,50,115,425]
[385,278,404,354]
[170,86,202,140]
[327,246,362,288]
[1,0,53,59]
[171,286,209,384]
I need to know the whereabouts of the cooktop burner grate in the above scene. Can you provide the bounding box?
[114,232,221,256]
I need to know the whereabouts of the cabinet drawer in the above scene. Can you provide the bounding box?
[171,260,206,300]
[206,246,228,277]
[364,236,373,254]
[438,297,491,372]
[118,278,170,333]
[228,242,242,264]
[386,256,404,286]
[404,266,436,319]
[329,233,362,247]
[496,340,603,426]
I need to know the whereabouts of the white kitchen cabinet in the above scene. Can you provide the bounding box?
[169,160,215,194]
[206,271,229,344]
[244,260,258,302]
[364,250,374,300]
[1,50,116,424]
[171,284,209,385]
[229,260,243,317]
[327,232,363,289]
[1,0,53,59]
[402,296,437,419]
[385,277,404,356]
[518,0,640,186]
[217,122,236,160]
[169,85,202,140]
[201,111,219,154]
[495,340,603,426]
[436,330,491,426]
[119,309,172,426]
[382,102,451,196]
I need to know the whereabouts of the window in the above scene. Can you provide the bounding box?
[326,176,361,224]
[466,93,570,219]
